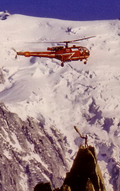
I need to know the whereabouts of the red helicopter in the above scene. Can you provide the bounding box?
[16,36,94,67]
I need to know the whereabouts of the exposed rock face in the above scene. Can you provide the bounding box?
[0,69,5,84]
[0,103,69,191]
[0,10,11,20]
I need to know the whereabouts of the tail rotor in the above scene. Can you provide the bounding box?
[12,48,18,59]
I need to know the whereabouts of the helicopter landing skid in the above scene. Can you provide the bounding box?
[84,59,87,64]
[61,62,64,67]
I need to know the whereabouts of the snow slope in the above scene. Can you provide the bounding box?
[0,12,120,190]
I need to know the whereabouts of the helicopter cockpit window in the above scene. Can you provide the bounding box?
[79,48,86,52]
[71,48,79,51]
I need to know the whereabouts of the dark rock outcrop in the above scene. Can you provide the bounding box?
[63,146,106,191]
[0,11,11,20]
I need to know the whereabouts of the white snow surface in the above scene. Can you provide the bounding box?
[0,12,120,190]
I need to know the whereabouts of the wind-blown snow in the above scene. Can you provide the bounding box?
[0,11,120,190]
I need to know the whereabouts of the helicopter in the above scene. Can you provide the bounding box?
[16,36,95,67]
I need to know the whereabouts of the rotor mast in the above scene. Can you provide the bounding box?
[65,42,69,48]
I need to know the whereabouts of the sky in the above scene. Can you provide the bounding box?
[0,0,120,21]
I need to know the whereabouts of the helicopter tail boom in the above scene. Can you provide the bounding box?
[17,51,55,58]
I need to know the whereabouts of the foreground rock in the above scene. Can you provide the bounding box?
[34,145,106,191]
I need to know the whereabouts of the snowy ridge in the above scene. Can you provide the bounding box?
[0,12,120,190]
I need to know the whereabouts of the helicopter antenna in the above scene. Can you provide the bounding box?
[74,126,88,147]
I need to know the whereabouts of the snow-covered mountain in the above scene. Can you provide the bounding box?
[0,11,120,191]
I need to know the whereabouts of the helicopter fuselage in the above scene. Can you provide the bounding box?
[17,45,90,66]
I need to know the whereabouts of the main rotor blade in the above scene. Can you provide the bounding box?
[27,36,95,44]
[65,36,95,43]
